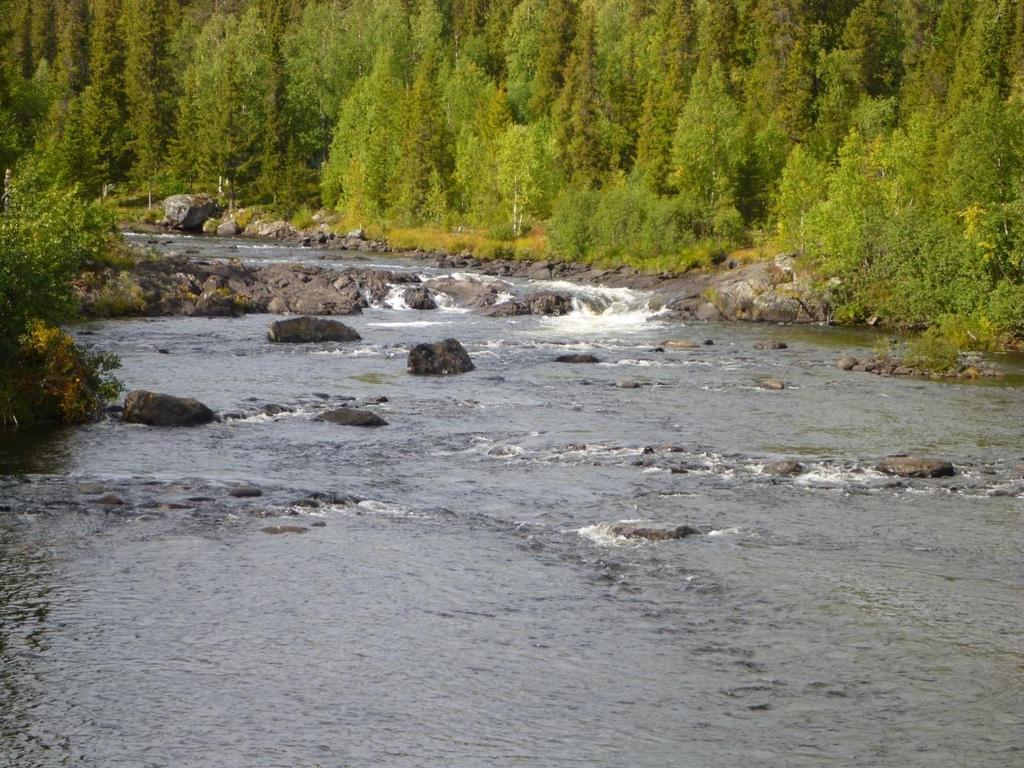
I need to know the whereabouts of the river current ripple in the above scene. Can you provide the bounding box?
[1,236,1022,767]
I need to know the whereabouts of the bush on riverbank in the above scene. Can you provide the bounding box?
[0,159,123,425]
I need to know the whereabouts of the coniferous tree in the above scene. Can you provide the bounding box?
[529,0,576,119]
[553,1,604,188]
[79,0,127,196]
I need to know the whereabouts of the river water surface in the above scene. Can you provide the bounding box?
[1,235,1022,767]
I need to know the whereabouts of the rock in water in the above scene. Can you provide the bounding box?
[836,355,860,371]
[662,339,699,350]
[609,523,702,541]
[755,341,788,350]
[315,408,388,427]
[407,339,475,375]
[163,194,219,231]
[762,460,805,476]
[876,456,955,478]
[555,354,601,364]
[759,379,786,391]
[268,317,362,343]
[262,525,308,535]
[230,483,263,498]
[122,390,214,427]
[404,287,437,310]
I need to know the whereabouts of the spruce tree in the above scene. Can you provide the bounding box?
[553,0,604,188]
[80,0,128,197]
[529,0,576,120]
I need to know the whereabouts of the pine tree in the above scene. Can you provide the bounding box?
[80,0,128,196]
[553,1,604,188]
[529,0,576,120]
[121,0,171,207]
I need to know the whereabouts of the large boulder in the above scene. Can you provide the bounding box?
[164,194,219,231]
[876,456,955,478]
[609,523,702,541]
[268,317,361,343]
[404,287,437,310]
[122,390,214,427]
[408,338,475,375]
[315,408,387,427]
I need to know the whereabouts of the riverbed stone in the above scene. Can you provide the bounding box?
[408,338,475,375]
[261,525,308,535]
[217,219,242,236]
[97,493,125,506]
[268,317,362,343]
[404,287,437,310]
[230,483,263,498]
[555,354,601,364]
[662,339,699,349]
[762,460,805,476]
[610,523,702,541]
[759,379,786,391]
[876,456,956,478]
[616,380,642,389]
[755,341,788,350]
[122,390,215,427]
[836,356,860,371]
[316,408,388,427]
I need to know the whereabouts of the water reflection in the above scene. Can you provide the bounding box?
[0,527,55,762]
[0,425,72,476]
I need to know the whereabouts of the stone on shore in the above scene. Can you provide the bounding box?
[609,523,702,541]
[408,338,475,375]
[217,219,243,236]
[268,317,361,343]
[876,456,955,478]
[122,390,215,427]
[315,408,388,427]
[164,194,219,231]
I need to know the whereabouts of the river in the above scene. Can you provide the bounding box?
[1,234,1022,767]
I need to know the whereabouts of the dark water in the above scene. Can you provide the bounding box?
[1,235,1022,767]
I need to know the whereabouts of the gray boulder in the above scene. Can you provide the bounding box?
[268,317,361,343]
[408,338,475,375]
[164,194,219,231]
[122,390,215,427]
[217,219,242,236]
[315,408,388,427]
[836,355,860,371]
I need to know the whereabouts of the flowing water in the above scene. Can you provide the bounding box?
[1,235,1022,767]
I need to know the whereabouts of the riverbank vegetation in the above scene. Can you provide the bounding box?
[2,0,1023,344]
[0,161,122,424]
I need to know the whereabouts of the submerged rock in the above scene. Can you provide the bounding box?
[662,339,699,349]
[316,408,388,427]
[96,493,125,506]
[762,460,805,476]
[408,338,475,375]
[609,523,702,541]
[261,525,308,535]
[877,456,955,478]
[555,354,601,364]
[122,390,215,427]
[755,341,788,350]
[230,483,263,498]
[268,317,362,343]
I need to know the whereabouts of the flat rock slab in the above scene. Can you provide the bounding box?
[610,523,702,541]
[408,338,475,375]
[315,408,388,427]
[268,317,361,343]
[122,390,214,427]
[877,457,956,478]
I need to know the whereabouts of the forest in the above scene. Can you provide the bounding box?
[2,0,1024,342]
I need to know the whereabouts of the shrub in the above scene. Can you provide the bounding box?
[1,322,122,425]
[905,326,960,373]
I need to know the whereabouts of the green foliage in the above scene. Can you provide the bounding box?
[905,326,960,373]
